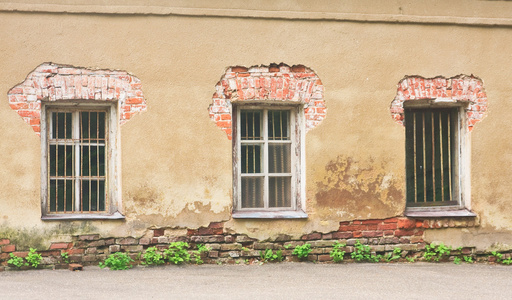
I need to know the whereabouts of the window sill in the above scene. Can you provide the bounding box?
[405,208,476,218]
[41,211,125,221]
[232,210,308,219]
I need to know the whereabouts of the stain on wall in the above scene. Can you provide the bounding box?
[315,155,404,220]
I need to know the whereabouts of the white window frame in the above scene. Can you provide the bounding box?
[403,100,475,217]
[41,101,124,220]
[232,103,307,219]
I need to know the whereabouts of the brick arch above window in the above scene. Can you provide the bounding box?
[208,63,326,140]
[390,75,488,131]
[8,62,147,136]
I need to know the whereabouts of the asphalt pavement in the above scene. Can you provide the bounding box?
[1,262,511,300]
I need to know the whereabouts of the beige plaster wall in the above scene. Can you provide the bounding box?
[0,1,511,249]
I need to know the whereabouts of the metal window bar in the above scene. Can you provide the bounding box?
[405,108,457,207]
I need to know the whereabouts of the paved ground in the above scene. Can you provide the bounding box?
[1,263,511,299]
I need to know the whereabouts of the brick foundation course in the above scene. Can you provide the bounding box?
[0,217,501,271]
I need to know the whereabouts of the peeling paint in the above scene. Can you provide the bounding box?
[315,155,404,220]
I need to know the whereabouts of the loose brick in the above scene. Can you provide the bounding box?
[117,238,137,245]
[1,245,15,253]
[79,234,100,241]
[378,223,397,231]
[153,229,165,237]
[208,222,224,229]
[333,232,353,239]
[397,218,416,229]
[318,254,332,262]
[361,219,384,225]
[139,238,150,245]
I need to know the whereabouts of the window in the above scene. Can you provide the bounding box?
[232,105,306,218]
[404,101,474,217]
[41,103,123,219]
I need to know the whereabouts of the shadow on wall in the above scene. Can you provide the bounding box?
[315,155,404,219]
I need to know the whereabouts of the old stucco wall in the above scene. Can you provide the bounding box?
[0,0,512,250]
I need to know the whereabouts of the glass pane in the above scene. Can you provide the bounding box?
[414,111,424,203]
[405,110,415,204]
[269,144,291,173]
[49,145,56,176]
[99,180,105,211]
[81,112,89,139]
[56,180,65,212]
[81,180,90,211]
[90,180,98,211]
[241,177,264,208]
[57,145,67,176]
[269,177,292,208]
[66,180,74,212]
[57,112,65,139]
[51,112,57,139]
[98,146,105,176]
[66,113,72,139]
[81,146,90,176]
[268,110,289,140]
[98,112,106,140]
[240,110,262,140]
[49,179,56,212]
[241,145,261,174]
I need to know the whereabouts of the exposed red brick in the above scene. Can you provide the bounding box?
[198,228,214,236]
[378,223,397,231]
[339,225,367,232]
[187,229,197,236]
[49,243,71,250]
[383,218,398,223]
[397,218,416,229]
[391,75,487,130]
[291,65,306,72]
[353,231,363,238]
[318,254,332,262]
[231,66,248,73]
[362,231,383,238]
[332,232,353,239]
[65,249,84,255]
[394,230,415,237]
[361,219,384,225]
[12,251,28,258]
[209,63,325,140]
[153,228,165,237]
[0,239,9,245]
[339,221,350,226]
[1,245,15,253]
[7,63,147,136]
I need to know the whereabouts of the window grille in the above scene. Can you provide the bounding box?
[405,107,459,206]
[47,110,107,213]
[239,109,293,209]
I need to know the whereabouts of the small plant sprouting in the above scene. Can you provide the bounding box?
[292,243,312,260]
[453,257,461,265]
[25,248,42,268]
[7,253,28,268]
[142,246,165,266]
[329,242,346,263]
[406,256,416,263]
[383,247,402,262]
[463,256,474,263]
[61,252,70,264]
[423,243,451,262]
[351,240,379,263]
[260,249,284,262]
[492,251,512,265]
[193,244,210,265]
[164,242,191,265]
[99,252,134,270]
